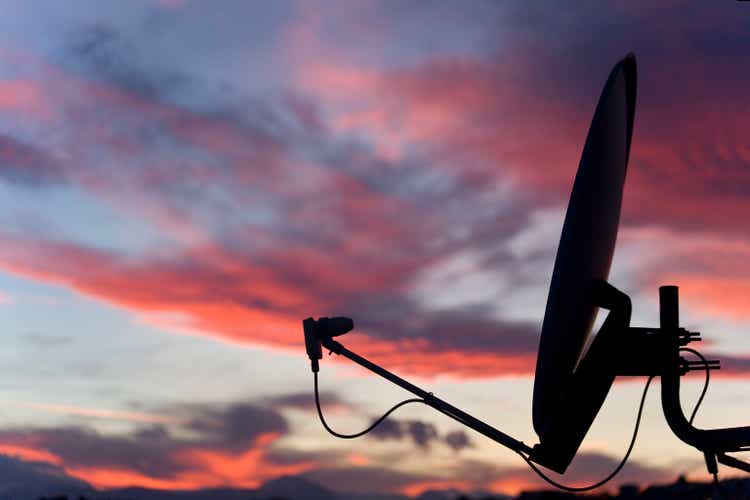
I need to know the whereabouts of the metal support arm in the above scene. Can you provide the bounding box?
[320,336,534,456]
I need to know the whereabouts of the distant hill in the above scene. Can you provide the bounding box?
[76,476,404,500]
[37,473,750,500]
[0,454,91,500]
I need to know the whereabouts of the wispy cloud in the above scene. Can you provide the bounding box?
[4,401,177,424]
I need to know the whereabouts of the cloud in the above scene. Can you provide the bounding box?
[0,399,304,490]
[0,80,50,118]
[0,391,680,497]
[1,3,750,386]
[0,134,65,187]
[182,402,287,453]
[3,23,750,382]
[4,401,176,425]
[1,3,749,497]
[368,418,473,451]
[0,400,471,496]
[444,430,473,452]
[1,18,551,380]
[287,1,750,241]
[630,232,750,325]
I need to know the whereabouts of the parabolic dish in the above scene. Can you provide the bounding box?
[532,54,637,438]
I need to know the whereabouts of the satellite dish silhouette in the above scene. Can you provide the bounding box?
[534,55,635,427]
[531,54,636,472]
[302,53,750,489]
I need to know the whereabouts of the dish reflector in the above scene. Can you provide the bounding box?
[532,54,637,439]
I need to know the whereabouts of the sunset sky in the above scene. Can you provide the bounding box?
[1,0,750,496]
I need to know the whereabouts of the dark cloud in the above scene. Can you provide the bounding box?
[66,22,188,100]
[489,3,750,237]
[0,135,65,187]
[406,421,439,448]
[369,418,405,441]
[183,402,287,453]
[368,419,464,450]
[353,302,540,356]
[16,426,182,477]
[0,399,289,479]
[444,430,473,452]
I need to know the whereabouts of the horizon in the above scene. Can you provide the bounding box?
[1,1,750,497]
[14,470,749,499]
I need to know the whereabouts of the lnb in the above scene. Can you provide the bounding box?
[303,317,354,372]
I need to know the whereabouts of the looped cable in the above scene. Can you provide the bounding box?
[679,347,710,425]
[314,372,426,439]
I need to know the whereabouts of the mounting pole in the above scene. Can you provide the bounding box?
[660,286,750,459]
[659,285,679,330]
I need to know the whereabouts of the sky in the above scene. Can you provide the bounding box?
[0,0,750,497]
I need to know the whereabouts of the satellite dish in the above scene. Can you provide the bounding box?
[303,52,750,488]
[531,54,637,466]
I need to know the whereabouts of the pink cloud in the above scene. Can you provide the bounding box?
[0,80,51,119]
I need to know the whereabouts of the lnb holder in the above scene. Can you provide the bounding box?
[303,316,354,372]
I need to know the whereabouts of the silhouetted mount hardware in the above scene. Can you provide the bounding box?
[302,52,750,489]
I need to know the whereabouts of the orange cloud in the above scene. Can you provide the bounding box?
[173,434,314,489]
[66,433,313,491]
[345,336,535,378]
[66,466,198,491]
[632,229,750,324]
[0,223,540,378]
[661,276,750,321]
[401,478,473,497]
[347,453,369,466]
[0,428,309,491]
[0,445,63,465]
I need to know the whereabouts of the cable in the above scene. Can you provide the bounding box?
[679,347,710,425]
[314,372,427,439]
[516,375,654,492]
[314,368,654,492]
